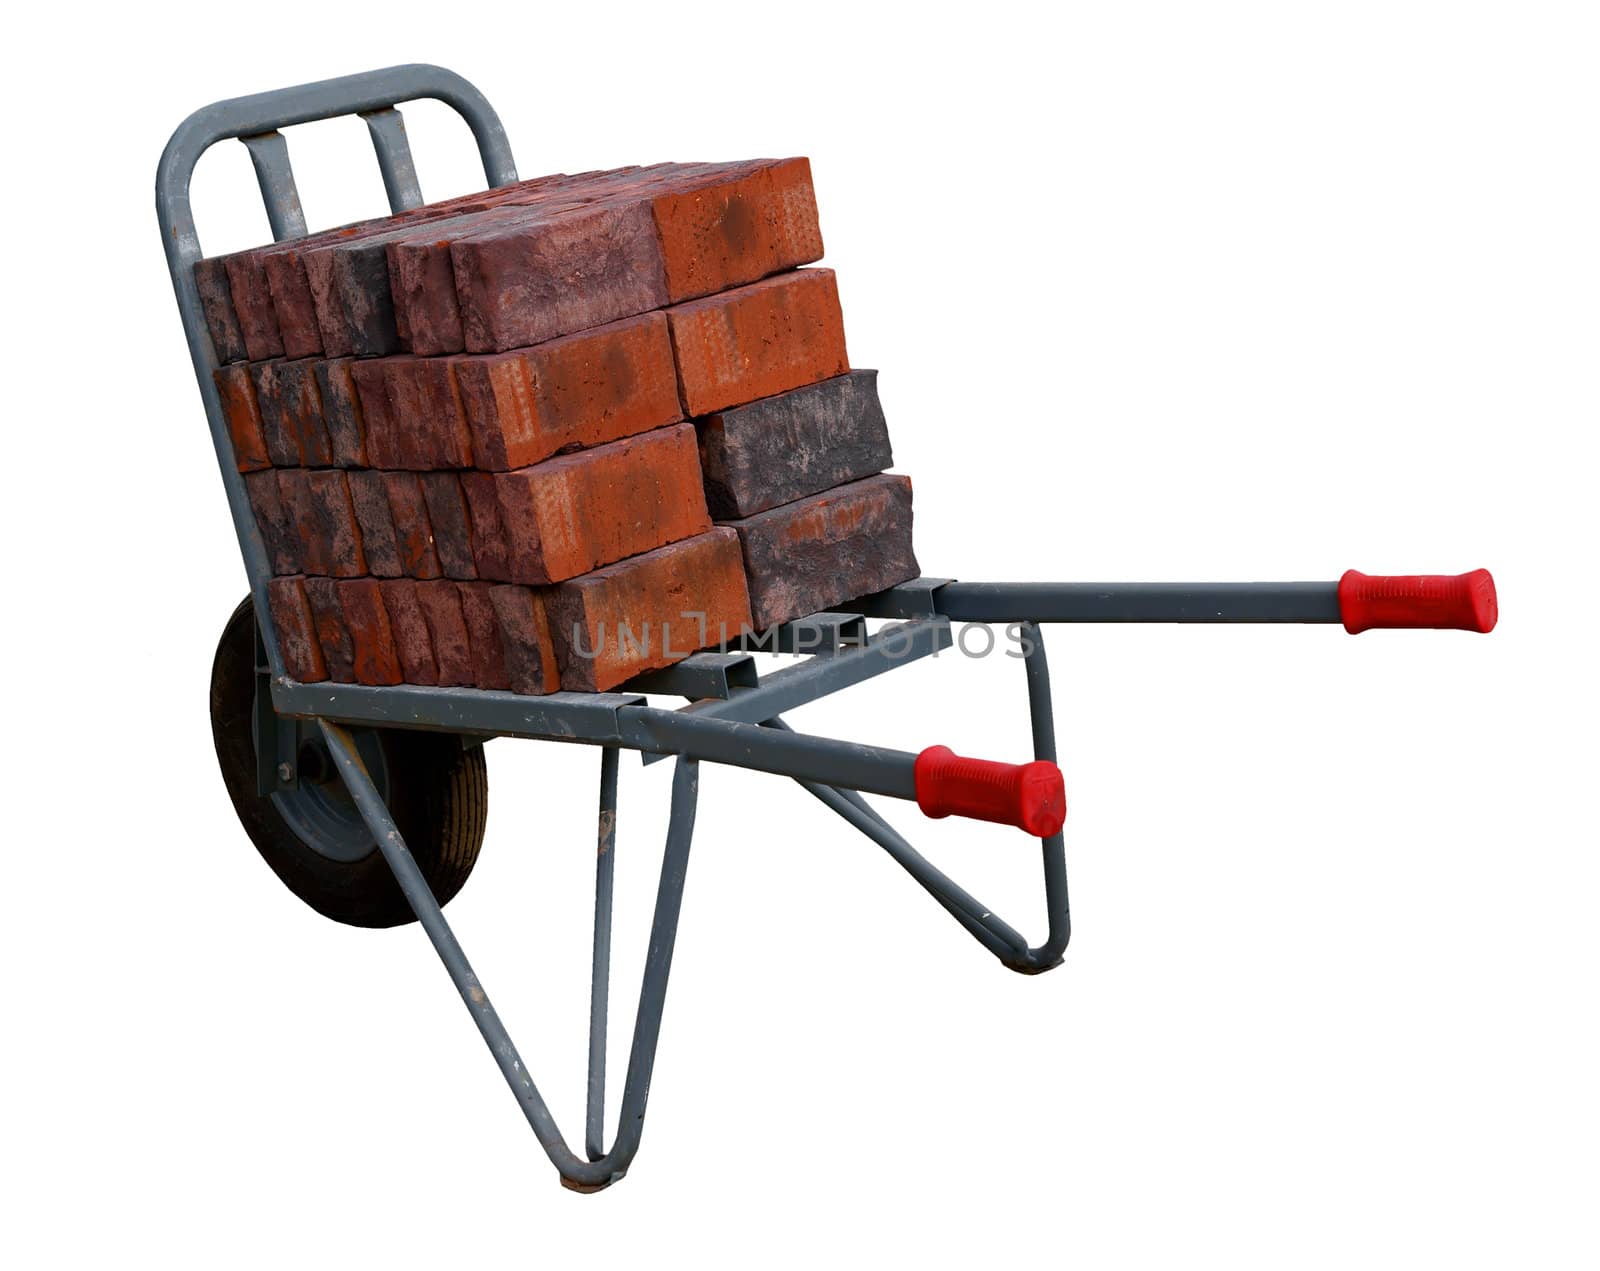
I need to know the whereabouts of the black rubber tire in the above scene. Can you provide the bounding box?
[210,595,488,928]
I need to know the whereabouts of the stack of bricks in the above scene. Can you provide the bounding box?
[203,159,918,694]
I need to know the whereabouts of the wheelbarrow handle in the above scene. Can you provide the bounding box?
[1338,569,1498,634]
[915,746,1067,839]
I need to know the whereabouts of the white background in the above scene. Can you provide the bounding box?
[2,2,1595,1266]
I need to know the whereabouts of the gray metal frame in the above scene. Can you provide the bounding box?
[159,65,1378,1190]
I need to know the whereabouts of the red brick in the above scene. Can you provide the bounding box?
[378,579,439,685]
[649,157,823,302]
[278,470,366,577]
[727,475,919,630]
[414,580,474,686]
[222,251,285,362]
[418,474,478,580]
[451,201,671,353]
[213,364,271,472]
[667,269,848,416]
[265,577,328,683]
[276,470,328,577]
[245,470,301,575]
[336,579,404,685]
[451,313,682,470]
[547,529,752,691]
[495,423,710,585]
[487,585,560,695]
[195,257,248,364]
[380,473,442,579]
[302,577,355,682]
[459,472,514,582]
[312,359,370,466]
[383,358,474,468]
[348,360,403,469]
[250,360,332,467]
[346,471,404,578]
[262,242,335,360]
[456,582,511,691]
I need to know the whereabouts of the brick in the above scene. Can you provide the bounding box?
[698,370,892,518]
[346,471,404,578]
[378,579,439,685]
[414,580,474,686]
[383,358,474,468]
[494,423,711,584]
[302,577,355,683]
[262,242,333,359]
[278,470,366,577]
[276,470,328,577]
[728,475,918,630]
[649,157,823,302]
[456,582,511,691]
[459,472,514,582]
[667,269,848,416]
[418,474,478,581]
[451,313,682,470]
[250,360,333,467]
[312,359,369,466]
[487,585,560,695]
[380,472,442,579]
[452,201,671,353]
[336,578,404,686]
[195,257,248,364]
[348,361,403,469]
[547,529,752,691]
[213,364,271,472]
[265,577,329,683]
[245,470,301,575]
[222,252,284,362]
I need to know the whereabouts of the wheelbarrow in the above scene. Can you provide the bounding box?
[158,64,1498,1192]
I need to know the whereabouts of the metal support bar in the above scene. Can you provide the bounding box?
[624,652,758,700]
[735,612,867,656]
[360,108,425,212]
[587,747,619,1160]
[240,131,307,241]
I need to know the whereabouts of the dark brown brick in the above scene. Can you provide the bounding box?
[337,579,404,685]
[346,471,404,578]
[378,579,438,685]
[222,252,285,362]
[495,423,710,585]
[250,360,332,467]
[487,585,560,695]
[302,577,355,682]
[546,529,752,691]
[451,313,682,470]
[380,473,442,579]
[698,370,892,518]
[418,474,478,580]
[312,359,370,466]
[667,269,848,416]
[195,257,249,364]
[245,470,301,575]
[348,361,403,469]
[383,358,474,468]
[265,577,328,683]
[456,582,511,691]
[414,580,474,686]
[276,470,329,577]
[459,472,514,582]
[728,475,918,630]
[262,242,331,359]
[279,470,366,577]
[213,364,271,472]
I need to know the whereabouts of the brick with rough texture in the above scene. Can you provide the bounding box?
[275,470,328,577]
[346,471,404,578]
[415,580,474,686]
[494,423,711,584]
[266,577,328,683]
[456,582,511,691]
[250,360,332,467]
[312,359,369,466]
[214,364,271,472]
[380,473,442,579]
[196,257,249,364]
[337,578,404,685]
[245,470,301,575]
[547,529,752,692]
[302,577,355,683]
[279,470,366,577]
[451,312,682,470]
[487,585,560,695]
[452,201,671,353]
[728,474,918,630]
[383,358,474,468]
[667,269,848,416]
[347,360,403,469]
[419,474,478,581]
[222,251,285,362]
[459,472,514,582]
[379,579,439,685]
[698,370,891,518]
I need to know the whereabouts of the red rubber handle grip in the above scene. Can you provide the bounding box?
[914,746,1066,838]
[1338,569,1497,634]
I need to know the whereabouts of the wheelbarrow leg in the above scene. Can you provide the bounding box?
[775,621,1071,973]
[317,720,700,1191]
[586,746,619,1161]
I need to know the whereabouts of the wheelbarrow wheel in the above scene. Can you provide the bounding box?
[210,595,488,929]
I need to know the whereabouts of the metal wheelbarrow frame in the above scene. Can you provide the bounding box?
[158,64,1496,1191]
